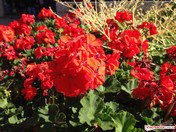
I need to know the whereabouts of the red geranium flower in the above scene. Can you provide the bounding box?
[38,8,55,19]
[19,14,35,24]
[49,56,93,97]
[106,51,120,75]
[137,20,157,35]
[115,11,133,22]
[0,25,15,43]
[130,65,154,81]
[21,85,37,100]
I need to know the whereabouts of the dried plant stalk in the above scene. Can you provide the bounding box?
[56,0,176,53]
[136,0,176,53]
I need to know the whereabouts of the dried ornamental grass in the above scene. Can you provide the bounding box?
[56,0,176,53]
[136,0,176,54]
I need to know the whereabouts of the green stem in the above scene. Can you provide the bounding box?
[164,100,176,121]
[52,90,55,104]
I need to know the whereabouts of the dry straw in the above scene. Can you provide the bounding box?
[56,0,176,53]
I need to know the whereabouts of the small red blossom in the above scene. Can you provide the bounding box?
[141,40,149,55]
[108,30,142,58]
[160,76,174,91]
[87,3,94,9]
[3,46,18,60]
[14,36,35,50]
[115,11,133,22]
[106,19,119,31]
[106,51,120,75]
[130,65,154,81]
[165,45,176,61]
[38,8,55,19]
[159,62,171,76]
[9,20,20,30]
[35,29,55,44]
[0,25,15,43]
[9,21,32,36]
[55,17,66,29]
[17,24,32,36]
[35,25,48,31]
[21,85,37,100]
[34,46,44,58]
[137,20,157,35]
[19,14,35,24]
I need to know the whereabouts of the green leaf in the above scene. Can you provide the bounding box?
[54,112,67,127]
[8,115,18,124]
[0,86,8,91]
[112,110,136,132]
[48,104,59,122]
[0,98,8,109]
[97,102,119,130]
[13,59,21,65]
[131,128,145,132]
[69,120,82,127]
[0,92,4,98]
[121,79,139,94]
[97,77,121,93]
[38,105,49,115]
[79,92,104,126]
[96,85,105,92]
[97,115,114,131]
[38,105,50,122]
[105,102,119,113]
[140,108,162,125]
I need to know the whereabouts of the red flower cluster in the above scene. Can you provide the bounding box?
[108,30,149,58]
[22,63,53,100]
[0,43,17,60]
[0,25,15,43]
[35,28,55,44]
[0,14,36,61]
[101,11,151,58]
[0,8,160,103]
[14,36,35,50]
[137,20,158,35]
[165,45,176,61]
[130,65,154,82]
[0,69,8,81]
[19,14,35,25]
[48,32,120,97]
[38,8,55,19]
[132,61,176,116]
[9,14,35,36]
[34,46,57,58]
[115,11,133,22]
[106,19,119,31]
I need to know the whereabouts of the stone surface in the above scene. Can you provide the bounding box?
[0,0,4,16]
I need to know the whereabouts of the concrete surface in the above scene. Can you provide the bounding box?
[0,0,4,17]
[0,15,21,25]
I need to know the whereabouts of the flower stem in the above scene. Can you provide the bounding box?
[164,100,176,121]
[52,90,55,104]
